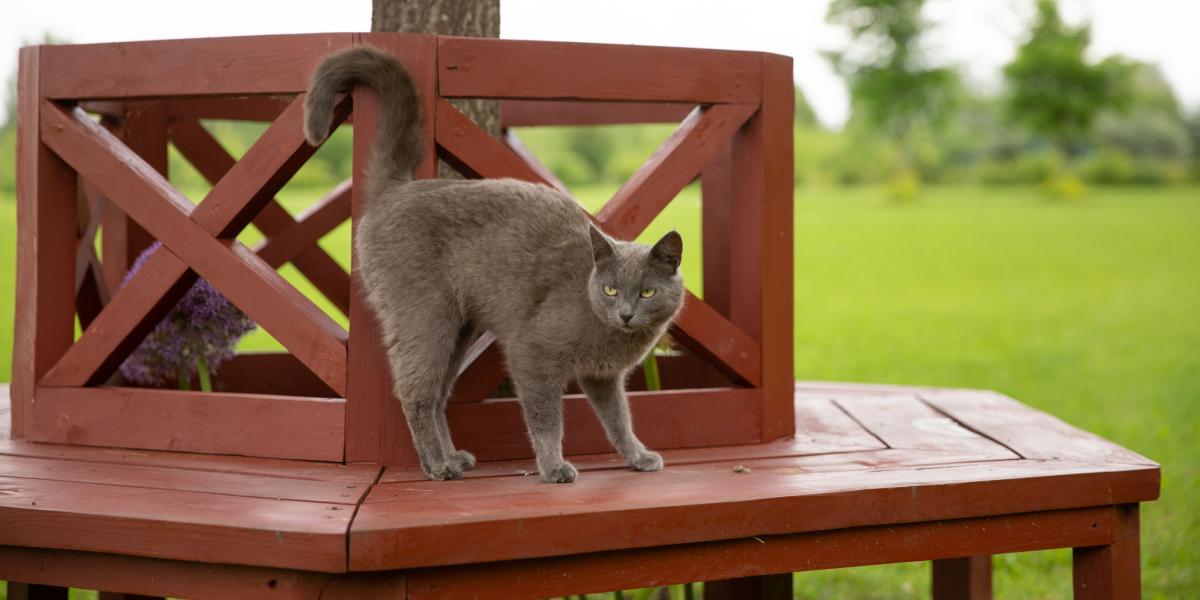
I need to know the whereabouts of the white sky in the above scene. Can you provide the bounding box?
[3,0,1198,128]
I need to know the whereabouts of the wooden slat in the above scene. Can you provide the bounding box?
[349,33,438,465]
[438,37,763,103]
[0,454,367,504]
[39,102,349,395]
[445,388,761,462]
[595,103,756,240]
[701,143,734,316]
[836,394,1018,459]
[255,179,352,267]
[30,386,345,462]
[39,34,355,99]
[12,47,77,439]
[0,476,350,572]
[400,507,1121,599]
[0,439,378,484]
[447,332,507,403]
[435,99,555,185]
[502,100,695,127]
[670,291,761,386]
[170,118,352,316]
[208,352,338,398]
[351,459,1156,570]
[922,389,1158,466]
[167,95,294,121]
[100,102,165,290]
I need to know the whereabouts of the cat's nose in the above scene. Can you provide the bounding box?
[620,312,634,324]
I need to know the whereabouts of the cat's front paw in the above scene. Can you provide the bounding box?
[450,449,477,472]
[540,461,578,484]
[630,450,664,472]
[423,461,464,481]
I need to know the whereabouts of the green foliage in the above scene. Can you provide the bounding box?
[825,0,959,177]
[1002,0,1133,153]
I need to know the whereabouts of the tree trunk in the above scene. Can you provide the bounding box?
[372,0,501,178]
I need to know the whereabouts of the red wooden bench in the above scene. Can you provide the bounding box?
[3,34,1158,599]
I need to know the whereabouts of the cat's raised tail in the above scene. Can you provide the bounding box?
[304,46,423,189]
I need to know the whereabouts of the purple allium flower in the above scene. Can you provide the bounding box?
[119,242,257,387]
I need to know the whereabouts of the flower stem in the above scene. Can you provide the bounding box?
[177,367,191,391]
[196,355,212,392]
[642,353,661,391]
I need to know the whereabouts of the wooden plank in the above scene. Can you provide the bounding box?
[793,396,886,452]
[209,352,338,397]
[0,454,368,504]
[167,95,294,121]
[349,33,438,465]
[170,118,351,316]
[0,477,350,572]
[595,103,756,240]
[447,332,507,404]
[701,142,734,316]
[835,394,1018,459]
[12,46,77,439]
[438,37,763,103]
[255,179,352,268]
[399,506,1122,596]
[351,458,1157,569]
[39,102,349,395]
[502,99,694,127]
[923,389,1158,466]
[0,545,337,600]
[932,556,993,600]
[443,388,761,462]
[0,439,379,483]
[39,34,356,99]
[30,386,345,462]
[670,291,761,386]
[101,102,165,289]
[1073,504,1141,600]
[435,99,555,185]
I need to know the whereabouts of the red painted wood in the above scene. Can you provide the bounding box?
[255,178,352,270]
[39,34,356,99]
[1074,505,1141,600]
[836,394,1018,458]
[74,183,110,329]
[348,33,438,465]
[97,592,163,600]
[208,352,338,397]
[442,388,761,462]
[401,507,1122,598]
[932,556,993,600]
[29,386,345,462]
[438,37,763,103]
[502,100,694,127]
[595,103,756,240]
[350,458,1156,570]
[0,477,351,571]
[435,99,556,185]
[6,583,68,600]
[100,102,165,290]
[167,95,294,121]
[701,143,734,316]
[39,102,349,395]
[447,332,507,404]
[12,47,77,439]
[670,291,762,386]
[705,574,791,600]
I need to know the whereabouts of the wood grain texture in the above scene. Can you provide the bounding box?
[595,104,756,240]
[167,95,294,121]
[502,100,694,127]
[438,37,763,103]
[39,34,356,99]
[932,556,993,600]
[400,506,1122,598]
[351,458,1156,570]
[208,352,338,397]
[1074,505,1142,600]
[39,102,349,395]
[12,47,77,438]
[836,394,1018,459]
[670,291,762,386]
[29,386,345,462]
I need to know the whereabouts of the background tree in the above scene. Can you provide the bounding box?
[1002,0,1132,157]
[824,0,959,180]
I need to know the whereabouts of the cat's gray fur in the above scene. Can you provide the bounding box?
[304,47,685,483]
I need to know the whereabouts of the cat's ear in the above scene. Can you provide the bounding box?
[650,230,683,271]
[589,224,617,265]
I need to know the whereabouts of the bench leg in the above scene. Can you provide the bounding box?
[1073,505,1141,600]
[932,555,992,599]
[6,583,69,600]
[704,573,791,600]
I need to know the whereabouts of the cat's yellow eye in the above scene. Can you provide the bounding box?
[603,285,618,297]
[640,288,657,299]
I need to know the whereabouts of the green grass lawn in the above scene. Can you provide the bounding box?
[0,184,1197,597]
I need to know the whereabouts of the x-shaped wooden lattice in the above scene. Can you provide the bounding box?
[39,95,351,396]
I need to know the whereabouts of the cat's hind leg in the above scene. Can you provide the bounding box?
[381,302,470,480]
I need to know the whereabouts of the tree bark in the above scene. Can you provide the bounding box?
[372,0,501,178]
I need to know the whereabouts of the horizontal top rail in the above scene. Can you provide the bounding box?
[32,33,776,103]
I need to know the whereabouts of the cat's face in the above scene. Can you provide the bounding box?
[587,226,685,332]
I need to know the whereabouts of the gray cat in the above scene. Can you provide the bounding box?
[304,47,685,483]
